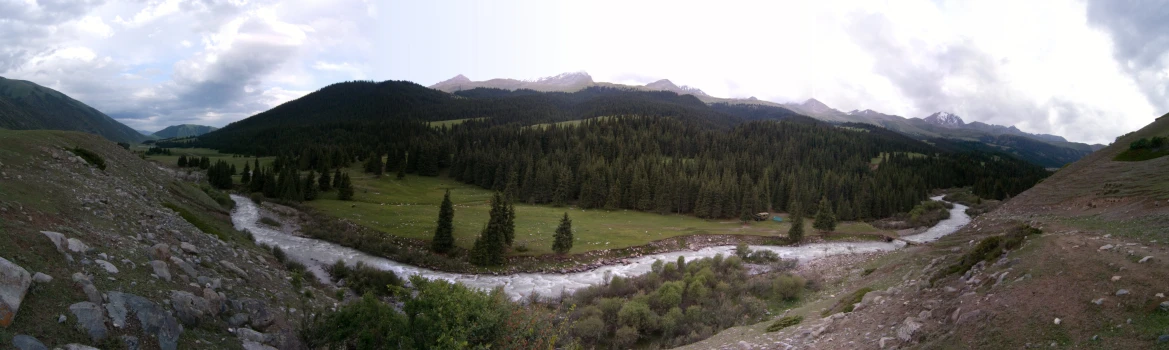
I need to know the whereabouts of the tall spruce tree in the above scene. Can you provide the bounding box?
[470,192,508,266]
[332,169,342,189]
[813,196,837,233]
[318,168,332,191]
[503,201,516,246]
[303,171,318,201]
[241,163,251,184]
[177,155,188,167]
[337,173,354,200]
[788,203,804,245]
[552,212,573,254]
[364,152,384,176]
[431,190,455,254]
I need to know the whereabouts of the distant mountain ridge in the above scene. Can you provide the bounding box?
[431,71,1095,167]
[0,76,145,144]
[152,124,218,138]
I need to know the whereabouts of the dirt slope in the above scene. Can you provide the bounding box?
[690,114,1169,349]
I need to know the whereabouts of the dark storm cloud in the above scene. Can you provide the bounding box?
[1085,0,1169,114]
[845,12,1111,141]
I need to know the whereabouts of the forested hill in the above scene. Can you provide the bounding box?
[181,80,1049,221]
[0,76,145,144]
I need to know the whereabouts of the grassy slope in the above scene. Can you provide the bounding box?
[305,169,888,256]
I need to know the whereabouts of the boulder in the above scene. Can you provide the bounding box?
[82,284,102,304]
[69,301,108,342]
[1159,301,1169,312]
[170,257,198,278]
[40,231,68,253]
[220,261,249,279]
[242,341,278,350]
[32,273,52,284]
[71,272,91,285]
[122,292,182,350]
[170,290,209,327]
[62,345,100,350]
[149,260,171,281]
[12,334,48,350]
[121,335,140,350]
[150,244,170,261]
[66,238,90,253]
[94,260,119,274]
[203,288,226,316]
[234,299,275,329]
[180,242,199,255]
[896,317,922,341]
[1116,289,1130,296]
[237,327,266,342]
[0,256,32,327]
[227,313,250,327]
[106,292,129,328]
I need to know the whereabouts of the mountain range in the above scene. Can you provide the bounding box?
[432,72,1103,167]
[0,76,145,144]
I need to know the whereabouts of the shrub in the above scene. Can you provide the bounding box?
[271,246,287,263]
[70,147,106,170]
[614,326,639,349]
[572,316,606,344]
[823,287,873,316]
[936,224,1042,280]
[334,261,402,296]
[766,315,803,332]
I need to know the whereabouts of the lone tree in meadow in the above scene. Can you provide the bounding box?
[788,203,804,245]
[432,190,455,254]
[470,192,510,266]
[552,212,573,254]
[813,196,837,233]
[337,173,354,200]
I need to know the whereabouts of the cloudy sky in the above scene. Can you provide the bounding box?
[3,0,1165,144]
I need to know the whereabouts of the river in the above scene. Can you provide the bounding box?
[230,195,969,300]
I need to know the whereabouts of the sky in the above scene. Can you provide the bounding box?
[2,0,1166,144]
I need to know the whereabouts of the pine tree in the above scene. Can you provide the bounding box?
[470,192,508,266]
[337,173,354,200]
[177,155,188,167]
[503,201,516,246]
[552,212,573,254]
[788,203,805,245]
[396,161,406,180]
[199,157,210,170]
[303,171,318,201]
[431,190,455,254]
[241,163,251,184]
[318,168,332,191]
[332,169,342,189]
[813,196,837,233]
[364,152,384,176]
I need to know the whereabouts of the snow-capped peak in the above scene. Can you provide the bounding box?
[923,112,965,127]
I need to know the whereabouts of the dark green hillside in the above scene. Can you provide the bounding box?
[152,124,218,138]
[0,76,145,144]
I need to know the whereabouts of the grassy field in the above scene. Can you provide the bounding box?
[870,151,928,165]
[306,169,892,256]
[141,147,275,178]
[428,118,479,129]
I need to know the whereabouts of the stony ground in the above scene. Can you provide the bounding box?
[0,131,341,349]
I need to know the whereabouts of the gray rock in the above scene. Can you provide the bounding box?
[1159,334,1169,343]
[122,292,182,350]
[149,260,171,281]
[94,259,119,274]
[896,317,922,341]
[237,327,266,342]
[58,314,67,323]
[32,272,52,284]
[150,243,170,261]
[879,337,896,349]
[1116,289,1130,296]
[1098,244,1114,250]
[1160,301,1169,312]
[62,345,100,350]
[121,335,140,350]
[12,334,48,350]
[234,299,275,329]
[1092,298,1105,305]
[82,283,102,304]
[220,261,249,279]
[242,341,278,350]
[170,256,198,278]
[170,290,209,327]
[106,291,129,328]
[180,242,199,255]
[957,309,985,324]
[1139,256,1153,263]
[0,256,32,327]
[40,231,68,253]
[228,313,250,327]
[69,301,108,342]
[66,238,90,253]
[71,272,91,285]
[203,287,226,316]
